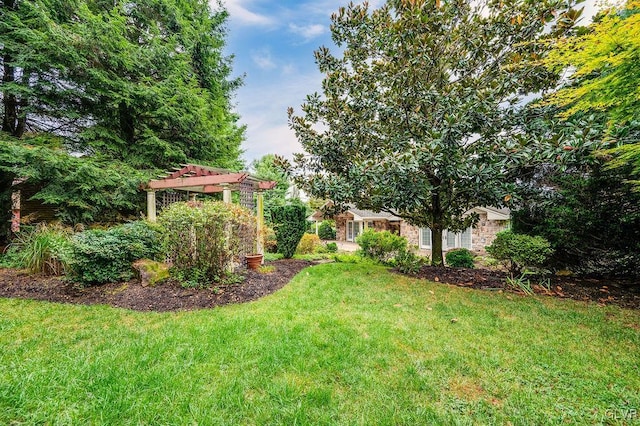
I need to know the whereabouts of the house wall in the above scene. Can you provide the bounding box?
[402,211,509,256]
[471,211,509,252]
[11,183,58,233]
[334,213,353,241]
[335,214,394,241]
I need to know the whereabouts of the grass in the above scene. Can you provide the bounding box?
[1,263,639,425]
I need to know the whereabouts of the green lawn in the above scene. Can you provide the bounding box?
[1,263,639,425]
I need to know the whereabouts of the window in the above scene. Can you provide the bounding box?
[347,221,364,241]
[420,227,432,249]
[419,227,472,250]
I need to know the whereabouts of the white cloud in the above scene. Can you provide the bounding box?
[221,0,273,26]
[288,23,326,41]
[251,48,277,70]
[235,70,323,163]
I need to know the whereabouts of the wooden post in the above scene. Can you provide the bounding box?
[146,190,157,222]
[256,190,264,258]
[315,220,319,235]
[222,184,232,204]
[11,190,20,233]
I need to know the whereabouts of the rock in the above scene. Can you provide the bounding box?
[132,259,170,287]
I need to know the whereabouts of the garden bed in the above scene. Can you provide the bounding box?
[1,260,639,311]
[402,266,640,310]
[0,259,313,312]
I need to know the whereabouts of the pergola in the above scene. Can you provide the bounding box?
[144,164,276,254]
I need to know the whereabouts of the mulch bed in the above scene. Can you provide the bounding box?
[1,260,639,311]
[402,266,640,310]
[0,259,313,312]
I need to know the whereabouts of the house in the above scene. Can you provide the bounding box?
[308,204,510,255]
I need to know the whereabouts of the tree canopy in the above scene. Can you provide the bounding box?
[1,0,244,169]
[543,0,640,186]
[0,0,244,240]
[286,0,580,264]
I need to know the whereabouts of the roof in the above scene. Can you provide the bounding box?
[348,206,401,221]
[308,202,401,221]
[146,164,277,193]
[475,206,511,221]
[309,203,510,222]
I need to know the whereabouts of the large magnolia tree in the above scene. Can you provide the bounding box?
[286,0,581,265]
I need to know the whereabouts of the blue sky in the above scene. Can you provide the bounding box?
[221,0,602,165]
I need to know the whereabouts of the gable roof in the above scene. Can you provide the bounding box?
[475,206,511,221]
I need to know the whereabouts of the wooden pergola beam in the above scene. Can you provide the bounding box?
[147,173,248,190]
[258,181,278,190]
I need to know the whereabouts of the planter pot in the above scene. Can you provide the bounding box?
[245,254,264,270]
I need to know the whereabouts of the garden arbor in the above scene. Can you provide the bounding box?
[145,164,276,254]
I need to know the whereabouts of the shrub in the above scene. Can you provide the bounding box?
[318,220,336,240]
[326,242,338,253]
[394,247,426,274]
[263,227,278,253]
[486,230,554,276]
[296,233,322,254]
[271,205,307,258]
[356,229,407,264]
[445,248,474,268]
[10,224,72,275]
[68,221,162,285]
[159,201,256,287]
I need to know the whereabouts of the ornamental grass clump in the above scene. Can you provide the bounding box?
[159,201,256,287]
[11,224,72,276]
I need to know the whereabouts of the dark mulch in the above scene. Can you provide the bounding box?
[402,266,640,310]
[0,259,313,312]
[2,260,639,312]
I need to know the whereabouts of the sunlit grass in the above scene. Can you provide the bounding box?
[1,263,638,424]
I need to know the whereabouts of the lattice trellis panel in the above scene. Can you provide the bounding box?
[158,191,187,212]
[239,181,255,210]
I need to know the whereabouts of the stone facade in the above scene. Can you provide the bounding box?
[335,213,353,242]
[329,208,509,253]
[471,211,509,252]
[402,211,509,255]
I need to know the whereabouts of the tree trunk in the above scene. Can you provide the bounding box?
[2,0,25,137]
[431,227,444,266]
[118,101,135,145]
[431,190,444,266]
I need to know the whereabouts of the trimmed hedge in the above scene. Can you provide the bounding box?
[445,248,474,268]
[486,230,553,275]
[271,205,308,258]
